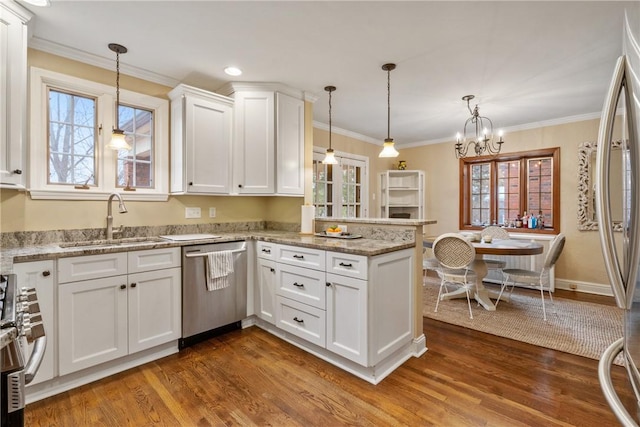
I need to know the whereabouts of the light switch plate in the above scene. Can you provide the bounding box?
[185,207,201,219]
[209,207,216,218]
[338,224,348,233]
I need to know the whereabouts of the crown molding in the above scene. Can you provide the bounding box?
[28,37,180,88]
[217,81,306,100]
[313,121,381,145]
[1,1,33,22]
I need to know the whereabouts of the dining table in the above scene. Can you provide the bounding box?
[424,236,544,311]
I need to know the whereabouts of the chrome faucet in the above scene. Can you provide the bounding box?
[106,193,128,240]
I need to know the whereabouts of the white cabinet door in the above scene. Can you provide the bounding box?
[0,3,30,188]
[325,272,368,366]
[257,258,277,324]
[58,276,128,375]
[169,84,233,194]
[233,91,275,194]
[128,267,181,353]
[13,260,55,385]
[275,92,304,195]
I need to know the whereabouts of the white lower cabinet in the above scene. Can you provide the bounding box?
[256,258,277,325]
[57,248,181,375]
[325,272,367,365]
[264,242,413,374]
[12,260,55,386]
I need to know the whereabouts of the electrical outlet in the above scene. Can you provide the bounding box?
[338,224,348,233]
[569,283,577,290]
[209,207,216,218]
[185,207,201,219]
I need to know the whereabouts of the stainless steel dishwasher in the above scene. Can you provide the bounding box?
[180,240,247,349]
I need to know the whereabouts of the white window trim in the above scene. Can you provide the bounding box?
[29,67,169,201]
[312,148,369,218]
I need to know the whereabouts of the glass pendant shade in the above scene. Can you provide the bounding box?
[106,129,131,150]
[379,139,399,158]
[322,148,338,164]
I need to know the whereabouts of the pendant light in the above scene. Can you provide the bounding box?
[379,63,399,158]
[322,85,338,165]
[105,43,131,151]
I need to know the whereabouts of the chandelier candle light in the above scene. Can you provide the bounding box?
[106,43,131,151]
[379,63,399,158]
[454,95,504,158]
[322,85,338,165]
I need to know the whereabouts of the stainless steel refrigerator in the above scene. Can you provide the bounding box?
[597,8,640,426]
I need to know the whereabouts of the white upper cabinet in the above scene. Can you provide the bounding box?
[169,84,233,194]
[0,2,31,189]
[221,83,306,196]
[232,90,275,194]
[276,93,305,195]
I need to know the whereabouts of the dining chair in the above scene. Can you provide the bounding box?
[432,233,477,319]
[422,251,441,285]
[481,226,509,272]
[496,233,566,321]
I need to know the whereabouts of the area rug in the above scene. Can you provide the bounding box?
[422,279,624,365]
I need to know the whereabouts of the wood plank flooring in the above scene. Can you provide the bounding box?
[25,290,637,426]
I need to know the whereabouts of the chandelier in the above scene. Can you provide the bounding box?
[455,95,504,158]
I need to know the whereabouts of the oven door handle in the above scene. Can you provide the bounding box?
[24,335,47,385]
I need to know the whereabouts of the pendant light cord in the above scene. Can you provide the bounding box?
[387,66,391,140]
[115,49,120,129]
[328,88,332,149]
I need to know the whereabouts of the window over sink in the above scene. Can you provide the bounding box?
[29,67,169,200]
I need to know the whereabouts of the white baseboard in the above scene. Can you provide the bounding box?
[554,278,613,296]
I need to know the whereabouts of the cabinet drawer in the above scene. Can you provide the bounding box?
[326,252,368,280]
[128,248,180,274]
[58,252,128,283]
[277,244,325,270]
[276,264,326,310]
[256,241,277,260]
[276,296,326,347]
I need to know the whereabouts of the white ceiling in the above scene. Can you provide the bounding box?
[17,0,632,147]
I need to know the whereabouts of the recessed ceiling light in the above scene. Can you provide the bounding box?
[224,66,242,76]
[22,0,50,6]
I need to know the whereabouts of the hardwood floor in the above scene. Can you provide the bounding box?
[26,293,637,426]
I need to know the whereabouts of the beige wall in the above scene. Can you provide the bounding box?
[0,50,307,233]
[314,117,611,287]
[2,49,615,289]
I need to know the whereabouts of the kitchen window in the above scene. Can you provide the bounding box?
[312,149,368,218]
[459,147,560,233]
[29,67,169,200]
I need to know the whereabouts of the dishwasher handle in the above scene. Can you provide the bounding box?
[185,248,246,258]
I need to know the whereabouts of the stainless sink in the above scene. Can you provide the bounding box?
[58,236,165,248]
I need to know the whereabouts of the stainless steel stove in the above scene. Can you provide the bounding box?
[1,274,46,427]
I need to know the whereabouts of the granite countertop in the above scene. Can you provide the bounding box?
[1,231,415,273]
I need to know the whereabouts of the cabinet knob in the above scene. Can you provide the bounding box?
[12,169,22,175]
[326,282,331,287]
[188,182,193,186]
[238,184,243,188]
[270,268,275,273]
[42,270,51,277]
[130,283,137,288]
[120,284,127,290]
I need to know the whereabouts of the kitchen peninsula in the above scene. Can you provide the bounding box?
[1,217,435,401]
